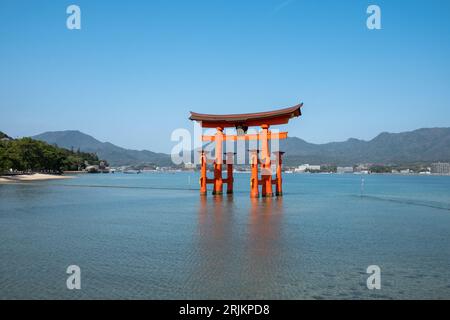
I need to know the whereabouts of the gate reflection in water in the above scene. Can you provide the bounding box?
[196,196,285,298]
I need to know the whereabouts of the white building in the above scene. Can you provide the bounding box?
[431,162,450,175]
[295,164,321,172]
[184,162,196,170]
[337,166,353,174]
[355,164,369,172]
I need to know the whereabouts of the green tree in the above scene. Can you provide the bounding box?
[0,136,100,174]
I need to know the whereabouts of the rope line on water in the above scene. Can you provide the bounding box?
[356,194,450,211]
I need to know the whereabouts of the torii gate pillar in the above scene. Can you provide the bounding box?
[260,124,273,197]
[212,127,224,195]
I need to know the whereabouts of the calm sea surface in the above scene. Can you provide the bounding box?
[1,173,449,299]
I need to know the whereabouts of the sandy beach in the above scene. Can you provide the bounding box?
[0,173,74,183]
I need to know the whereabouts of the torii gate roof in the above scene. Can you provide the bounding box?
[189,103,303,128]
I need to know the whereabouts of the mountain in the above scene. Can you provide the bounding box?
[32,127,450,167]
[0,131,12,140]
[281,127,450,166]
[32,130,172,167]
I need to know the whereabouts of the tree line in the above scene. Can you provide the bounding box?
[0,136,99,173]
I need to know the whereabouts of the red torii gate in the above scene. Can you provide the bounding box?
[189,103,303,198]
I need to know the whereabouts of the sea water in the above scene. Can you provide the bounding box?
[0,173,449,299]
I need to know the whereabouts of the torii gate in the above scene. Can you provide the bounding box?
[189,103,303,198]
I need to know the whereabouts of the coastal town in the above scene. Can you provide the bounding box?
[82,161,450,175]
[280,162,450,175]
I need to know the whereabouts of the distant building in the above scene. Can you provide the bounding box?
[400,169,412,174]
[431,162,450,175]
[184,162,196,170]
[355,164,369,172]
[337,166,353,174]
[85,165,99,173]
[294,165,306,172]
[294,164,321,172]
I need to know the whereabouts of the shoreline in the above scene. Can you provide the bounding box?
[0,173,74,183]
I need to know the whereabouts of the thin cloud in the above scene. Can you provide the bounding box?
[274,0,296,13]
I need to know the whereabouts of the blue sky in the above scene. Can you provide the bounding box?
[1,0,450,152]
